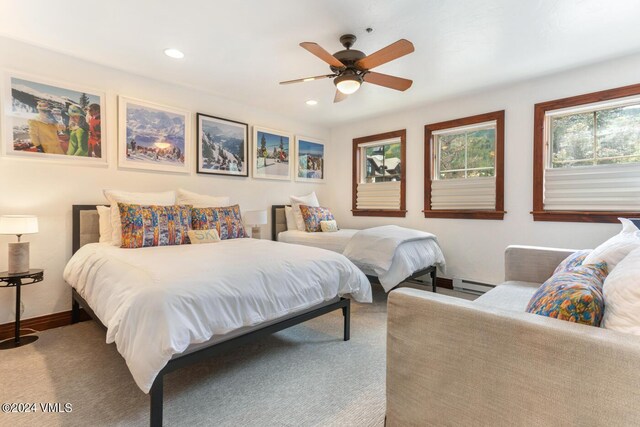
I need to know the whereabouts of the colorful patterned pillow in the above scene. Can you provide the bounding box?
[118,203,192,249]
[299,205,335,232]
[191,205,248,239]
[526,262,608,326]
[553,250,592,275]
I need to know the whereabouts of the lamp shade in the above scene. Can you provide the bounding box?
[0,215,39,235]
[243,210,267,226]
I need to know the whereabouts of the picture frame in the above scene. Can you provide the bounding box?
[118,96,191,174]
[252,126,292,180]
[295,136,325,182]
[196,113,248,177]
[2,72,107,166]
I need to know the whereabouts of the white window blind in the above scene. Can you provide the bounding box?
[544,164,640,211]
[356,181,401,210]
[431,177,496,210]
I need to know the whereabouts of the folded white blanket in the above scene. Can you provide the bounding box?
[343,225,440,274]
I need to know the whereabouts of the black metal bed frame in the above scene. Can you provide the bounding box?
[270,204,438,293]
[70,205,351,427]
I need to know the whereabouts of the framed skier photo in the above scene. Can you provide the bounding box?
[196,113,248,177]
[252,126,292,180]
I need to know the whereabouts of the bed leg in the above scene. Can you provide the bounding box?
[430,268,437,293]
[150,375,163,427]
[71,296,80,324]
[342,299,350,341]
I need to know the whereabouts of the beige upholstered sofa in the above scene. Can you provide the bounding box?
[386,245,640,426]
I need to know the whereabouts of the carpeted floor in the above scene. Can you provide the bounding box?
[0,286,474,427]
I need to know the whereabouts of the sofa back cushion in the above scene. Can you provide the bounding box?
[526,262,608,326]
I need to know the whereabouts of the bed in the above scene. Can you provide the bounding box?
[66,205,372,426]
[272,205,446,292]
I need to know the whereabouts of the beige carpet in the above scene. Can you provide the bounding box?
[0,286,474,427]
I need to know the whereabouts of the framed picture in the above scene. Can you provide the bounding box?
[252,126,292,180]
[2,73,107,165]
[118,96,191,174]
[295,136,325,182]
[196,113,248,177]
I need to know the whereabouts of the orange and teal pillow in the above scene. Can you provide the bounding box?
[191,205,248,240]
[526,261,608,326]
[553,250,592,274]
[118,203,192,248]
[299,205,335,232]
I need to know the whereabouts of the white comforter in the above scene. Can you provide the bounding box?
[63,239,371,393]
[343,225,445,291]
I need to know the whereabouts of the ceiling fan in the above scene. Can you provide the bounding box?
[280,34,415,103]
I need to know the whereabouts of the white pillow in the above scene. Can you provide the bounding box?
[96,205,112,244]
[176,188,230,208]
[583,218,640,272]
[290,192,319,231]
[320,220,338,232]
[284,206,297,231]
[103,190,176,247]
[601,247,640,335]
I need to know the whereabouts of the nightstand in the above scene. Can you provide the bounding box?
[0,269,43,349]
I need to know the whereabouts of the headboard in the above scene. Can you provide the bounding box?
[271,205,288,241]
[72,205,101,254]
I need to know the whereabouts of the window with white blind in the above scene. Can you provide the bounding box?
[352,130,406,217]
[424,111,505,220]
[533,84,640,223]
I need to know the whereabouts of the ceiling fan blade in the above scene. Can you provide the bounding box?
[334,90,348,103]
[300,42,345,68]
[364,72,413,91]
[356,39,414,70]
[280,74,335,85]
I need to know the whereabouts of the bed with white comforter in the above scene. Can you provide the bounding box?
[64,238,371,393]
[278,225,446,292]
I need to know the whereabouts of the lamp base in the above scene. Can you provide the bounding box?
[8,242,29,274]
[251,226,261,239]
[0,334,38,350]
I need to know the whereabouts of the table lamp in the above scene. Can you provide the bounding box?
[243,210,267,239]
[0,215,38,274]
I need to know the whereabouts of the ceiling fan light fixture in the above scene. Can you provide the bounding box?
[335,73,362,95]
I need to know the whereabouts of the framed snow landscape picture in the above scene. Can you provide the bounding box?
[295,136,325,182]
[118,96,190,174]
[252,126,292,180]
[196,113,248,177]
[2,73,107,165]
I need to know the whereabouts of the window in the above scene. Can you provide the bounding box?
[424,111,505,219]
[533,84,640,223]
[352,130,406,217]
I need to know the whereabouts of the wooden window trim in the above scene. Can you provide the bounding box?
[424,111,505,220]
[352,129,407,217]
[533,83,640,223]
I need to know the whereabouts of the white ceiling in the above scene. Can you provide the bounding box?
[2,0,640,127]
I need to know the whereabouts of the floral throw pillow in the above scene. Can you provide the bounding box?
[299,205,335,232]
[118,203,192,249]
[526,262,608,326]
[553,250,592,275]
[191,205,248,240]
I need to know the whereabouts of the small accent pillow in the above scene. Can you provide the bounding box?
[191,205,248,239]
[188,229,220,244]
[582,218,640,272]
[299,205,335,232]
[526,262,608,326]
[320,220,338,232]
[118,203,192,249]
[553,250,592,275]
[290,192,320,231]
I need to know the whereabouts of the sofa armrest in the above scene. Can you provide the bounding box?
[504,245,577,283]
[386,288,640,426]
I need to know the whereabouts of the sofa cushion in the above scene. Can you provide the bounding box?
[526,263,608,326]
[474,281,540,312]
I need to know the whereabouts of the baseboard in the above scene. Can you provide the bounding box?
[0,309,89,341]
[436,277,453,289]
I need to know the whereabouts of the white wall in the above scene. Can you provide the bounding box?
[327,53,640,286]
[0,37,330,323]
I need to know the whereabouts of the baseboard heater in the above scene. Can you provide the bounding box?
[453,278,495,295]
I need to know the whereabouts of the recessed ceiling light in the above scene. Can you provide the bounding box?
[164,48,184,59]
[305,100,318,106]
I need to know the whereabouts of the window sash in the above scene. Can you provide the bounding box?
[434,121,497,179]
[360,140,402,184]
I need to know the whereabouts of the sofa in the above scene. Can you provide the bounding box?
[386,245,640,426]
